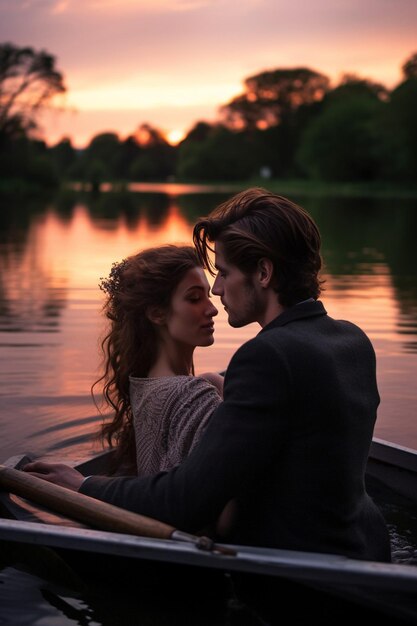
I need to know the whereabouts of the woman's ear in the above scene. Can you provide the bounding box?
[257,258,274,288]
[146,307,166,326]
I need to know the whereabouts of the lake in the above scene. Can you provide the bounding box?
[1,184,416,459]
[1,183,417,624]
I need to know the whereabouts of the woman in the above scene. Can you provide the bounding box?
[94,244,223,477]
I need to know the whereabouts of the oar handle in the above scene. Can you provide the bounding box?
[0,464,176,539]
[0,465,237,556]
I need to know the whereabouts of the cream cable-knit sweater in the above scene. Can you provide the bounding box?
[129,375,222,476]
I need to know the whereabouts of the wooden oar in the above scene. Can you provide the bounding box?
[0,464,235,556]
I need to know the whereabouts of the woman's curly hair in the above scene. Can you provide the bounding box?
[92,245,202,474]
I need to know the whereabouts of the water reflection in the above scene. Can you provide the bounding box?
[1,190,417,347]
[301,195,417,353]
[0,186,416,458]
[0,247,66,333]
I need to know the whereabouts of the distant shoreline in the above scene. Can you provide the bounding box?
[2,177,417,200]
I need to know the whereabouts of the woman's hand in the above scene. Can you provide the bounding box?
[23,461,85,491]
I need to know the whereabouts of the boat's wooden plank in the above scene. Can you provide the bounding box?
[1,454,33,470]
[2,441,417,585]
[370,438,417,473]
[367,438,417,503]
[2,444,417,621]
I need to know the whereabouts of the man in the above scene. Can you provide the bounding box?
[24,187,391,563]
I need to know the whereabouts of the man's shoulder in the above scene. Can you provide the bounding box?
[222,331,291,396]
[228,330,286,368]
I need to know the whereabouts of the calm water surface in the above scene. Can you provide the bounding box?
[1,184,417,624]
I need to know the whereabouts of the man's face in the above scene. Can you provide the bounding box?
[212,241,261,328]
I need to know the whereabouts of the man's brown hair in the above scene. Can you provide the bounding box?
[193,187,324,307]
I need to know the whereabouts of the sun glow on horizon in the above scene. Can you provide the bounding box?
[166,128,186,145]
[48,0,215,14]
[4,0,415,149]
[64,74,241,111]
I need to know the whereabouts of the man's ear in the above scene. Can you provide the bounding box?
[257,258,274,288]
[146,307,166,325]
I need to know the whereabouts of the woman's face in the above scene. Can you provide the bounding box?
[164,267,218,348]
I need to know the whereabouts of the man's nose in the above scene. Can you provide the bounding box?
[212,275,221,295]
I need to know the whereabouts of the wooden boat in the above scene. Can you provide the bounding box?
[1,437,417,624]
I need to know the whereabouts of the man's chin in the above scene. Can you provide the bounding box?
[228,316,245,328]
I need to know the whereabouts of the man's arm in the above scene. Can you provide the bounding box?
[28,337,290,533]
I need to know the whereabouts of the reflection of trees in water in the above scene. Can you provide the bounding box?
[395,277,417,353]
[1,188,171,232]
[78,189,231,229]
[15,188,233,231]
[0,195,67,332]
[0,193,52,253]
[0,249,67,333]
[1,189,416,344]
[301,195,417,351]
[176,192,234,223]
[73,190,171,229]
[382,204,417,353]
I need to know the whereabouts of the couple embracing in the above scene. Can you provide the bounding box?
[25,187,391,565]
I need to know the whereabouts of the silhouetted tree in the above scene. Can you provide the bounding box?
[296,85,385,181]
[176,121,213,178]
[180,121,213,143]
[220,68,329,131]
[0,42,66,140]
[84,132,123,187]
[134,123,167,148]
[402,51,417,80]
[48,137,77,177]
[130,153,161,180]
[177,125,256,181]
[118,135,141,179]
[129,123,176,180]
[326,74,389,102]
[0,43,65,188]
[379,53,417,182]
[0,135,59,188]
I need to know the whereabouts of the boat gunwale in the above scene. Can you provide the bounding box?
[2,438,417,621]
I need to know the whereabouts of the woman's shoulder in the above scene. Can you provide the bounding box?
[198,371,224,396]
[129,375,189,405]
[129,374,192,387]
[171,374,222,397]
[129,374,222,399]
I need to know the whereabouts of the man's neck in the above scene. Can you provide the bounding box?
[258,297,316,328]
[258,297,285,328]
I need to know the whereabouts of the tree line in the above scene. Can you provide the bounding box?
[1,42,416,189]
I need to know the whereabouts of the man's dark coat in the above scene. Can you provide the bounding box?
[81,300,391,562]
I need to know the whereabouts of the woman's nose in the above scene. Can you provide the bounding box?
[207,301,218,317]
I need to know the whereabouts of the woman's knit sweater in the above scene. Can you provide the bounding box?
[129,375,222,476]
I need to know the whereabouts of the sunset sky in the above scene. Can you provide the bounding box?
[1,0,416,148]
